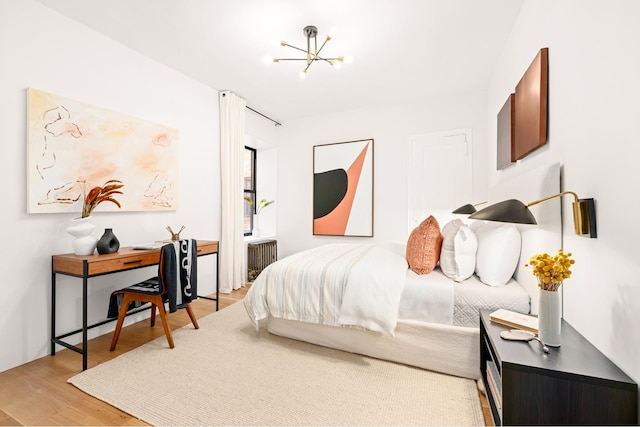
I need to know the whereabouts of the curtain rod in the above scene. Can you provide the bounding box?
[246,106,282,127]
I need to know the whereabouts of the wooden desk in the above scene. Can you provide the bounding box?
[51,240,219,371]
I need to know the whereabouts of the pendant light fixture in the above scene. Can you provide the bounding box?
[264,25,352,79]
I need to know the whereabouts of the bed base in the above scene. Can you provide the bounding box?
[267,317,481,380]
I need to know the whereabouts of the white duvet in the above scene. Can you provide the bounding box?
[243,243,410,336]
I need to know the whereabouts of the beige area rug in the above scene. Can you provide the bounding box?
[69,302,484,426]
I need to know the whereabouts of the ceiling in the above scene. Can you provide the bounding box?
[35,0,524,124]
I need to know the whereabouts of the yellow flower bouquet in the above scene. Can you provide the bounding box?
[525,249,575,292]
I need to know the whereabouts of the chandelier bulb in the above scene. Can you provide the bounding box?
[299,70,307,79]
[263,56,274,64]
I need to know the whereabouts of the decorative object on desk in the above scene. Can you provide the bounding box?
[500,329,550,353]
[244,197,275,237]
[96,228,120,254]
[81,179,124,218]
[525,249,575,347]
[66,216,98,255]
[166,225,185,241]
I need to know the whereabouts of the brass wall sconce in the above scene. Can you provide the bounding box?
[468,191,597,238]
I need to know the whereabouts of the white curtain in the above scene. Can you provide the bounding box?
[219,91,246,293]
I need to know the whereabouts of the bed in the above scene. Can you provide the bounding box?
[244,163,561,379]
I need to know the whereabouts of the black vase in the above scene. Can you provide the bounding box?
[97,228,120,254]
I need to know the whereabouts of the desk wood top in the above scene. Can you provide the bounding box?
[53,240,218,277]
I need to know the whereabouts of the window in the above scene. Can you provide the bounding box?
[244,146,256,236]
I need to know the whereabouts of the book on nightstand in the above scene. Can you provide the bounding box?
[489,309,539,334]
[486,360,502,411]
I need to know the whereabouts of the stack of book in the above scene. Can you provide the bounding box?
[486,360,502,414]
[489,308,539,334]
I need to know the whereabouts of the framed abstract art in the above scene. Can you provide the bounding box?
[27,88,178,214]
[313,139,373,237]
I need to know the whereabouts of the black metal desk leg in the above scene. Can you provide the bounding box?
[216,252,219,311]
[51,269,56,356]
[82,261,88,371]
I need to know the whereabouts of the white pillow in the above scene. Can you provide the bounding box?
[440,219,477,282]
[474,222,521,287]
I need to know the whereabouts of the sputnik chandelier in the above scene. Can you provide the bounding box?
[264,25,352,79]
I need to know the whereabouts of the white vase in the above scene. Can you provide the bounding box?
[66,216,98,255]
[252,214,261,237]
[538,287,562,347]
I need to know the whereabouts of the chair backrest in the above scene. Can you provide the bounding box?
[159,239,198,313]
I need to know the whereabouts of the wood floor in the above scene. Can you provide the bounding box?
[0,286,492,426]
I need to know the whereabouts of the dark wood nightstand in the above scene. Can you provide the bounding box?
[480,309,637,426]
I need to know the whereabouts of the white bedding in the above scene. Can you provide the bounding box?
[244,243,409,336]
[453,274,530,327]
[398,268,454,325]
[245,240,531,338]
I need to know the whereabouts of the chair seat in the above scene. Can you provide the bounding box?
[121,277,161,295]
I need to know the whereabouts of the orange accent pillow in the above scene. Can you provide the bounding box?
[406,215,443,275]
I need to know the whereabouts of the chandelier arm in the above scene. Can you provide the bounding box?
[314,56,338,64]
[315,38,330,58]
[282,44,308,54]
[277,57,341,62]
[303,60,313,73]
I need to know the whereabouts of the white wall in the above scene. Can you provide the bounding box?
[275,93,489,258]
[486,0,640,385]
[0,1,220,373]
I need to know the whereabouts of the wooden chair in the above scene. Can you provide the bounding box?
[109,240,199,351]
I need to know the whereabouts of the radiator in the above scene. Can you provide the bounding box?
[248,239,277,281]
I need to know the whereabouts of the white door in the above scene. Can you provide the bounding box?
[407,129,472,233]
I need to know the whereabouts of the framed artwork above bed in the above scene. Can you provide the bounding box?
[313,139,373,237]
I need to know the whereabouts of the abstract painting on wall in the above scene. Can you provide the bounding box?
[27,88,178,214]
[313,139,373,236]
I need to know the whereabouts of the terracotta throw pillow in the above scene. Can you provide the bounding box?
[406,215,443,275]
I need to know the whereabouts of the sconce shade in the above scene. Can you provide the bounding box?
[468,199,537,224]
[452,204,477,214]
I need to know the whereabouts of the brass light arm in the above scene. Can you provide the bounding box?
[527,191,579,207]
[528,191,596,237]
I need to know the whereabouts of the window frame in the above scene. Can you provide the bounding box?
[244,146,257,236]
